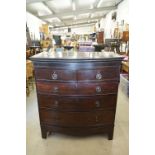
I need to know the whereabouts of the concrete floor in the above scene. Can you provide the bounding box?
[26,82,129,155]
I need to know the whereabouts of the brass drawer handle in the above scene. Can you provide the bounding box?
[96,86,102,93]
[53,87,59,93]
[51,72,58,80]
[95,116,98,122]
[95,101,100,107]
[96,73,102,80]
[54,100,59,106]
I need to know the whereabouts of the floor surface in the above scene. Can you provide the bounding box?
[26,81,129,155]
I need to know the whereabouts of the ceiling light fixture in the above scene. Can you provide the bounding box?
[97,0,103,8]
[90,14,94,18]
[74,16,77,20]
[72,2,76,11]
[90,4,94,9]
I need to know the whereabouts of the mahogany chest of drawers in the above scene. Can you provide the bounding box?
[30,51,123,140]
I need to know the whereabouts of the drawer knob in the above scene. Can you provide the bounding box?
[95,116,98,122]
[53,87,59,93]
[96,86,102,93]
[51,72,58,80]
[96,73,102,80]
[95,101,100,107]
[54,100,59,106]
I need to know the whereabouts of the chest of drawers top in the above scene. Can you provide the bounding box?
[31,51,124,84]
[30,51,124,73]
[30,51,124,63]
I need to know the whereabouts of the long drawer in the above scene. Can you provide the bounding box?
[40,110,115,127]
[38,94,117,111]
[34,67,119,82]
[36,81,118,95]
[42,125,114,136]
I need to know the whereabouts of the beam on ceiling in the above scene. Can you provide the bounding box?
[52,23,95,30]
[115,0,124,7]
[39,6,117,19]
[26,0,51,4]
[42,2,54,14]
[42,1,66,26]
[94,0,101,8]
[53,21,96,29]
[62,15,104,24]
[26,11,50,25]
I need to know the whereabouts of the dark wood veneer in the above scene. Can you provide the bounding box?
[36,81,118,95]
[35,68,76,81]
[77,67,119,81]
[30,51,124,140]
[38,94,117,111]
[40,110,115,127]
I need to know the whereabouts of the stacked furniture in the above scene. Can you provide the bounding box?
[104,39,121,53]
[30,51,123,140]
[78,41,95,52]
[96,31,104,44]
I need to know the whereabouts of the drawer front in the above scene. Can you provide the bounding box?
[38,94,117,110]
[43,125,114,136]
[77,82,118,95]
[38,95,78,109]
[36,82,77,95]
[35,68,76,81]
[40,110,115,127]
[77,95,117,110]
[77,67,119,81]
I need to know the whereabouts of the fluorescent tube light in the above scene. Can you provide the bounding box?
[74,16,77,20]
[91,14,94,18]
[90,4,94,9]
[97,0,103,8]
[72,2,76,11]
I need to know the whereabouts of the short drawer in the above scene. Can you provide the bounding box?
[40,110,115,127]
[38,94,117,111]
[77,82,118,95]
[77,67,119,81]
[38,95,78,109]
[36,81,77,95]
[77,95,117,110]
[35,68,76,81]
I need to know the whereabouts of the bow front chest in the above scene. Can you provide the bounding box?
[30,51,123,140]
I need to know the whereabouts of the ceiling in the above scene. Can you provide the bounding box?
[26,0,123,28]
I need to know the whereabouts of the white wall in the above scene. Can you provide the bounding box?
[26,12,45,40]
[100,18,105,30]
[103,10,117,39]
[51,25,94,36]
[100,0,129,39]
[117,0,129,23]
[71,25,94,34]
